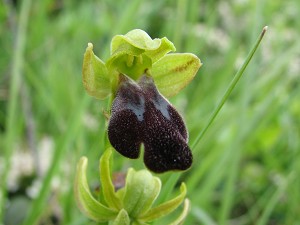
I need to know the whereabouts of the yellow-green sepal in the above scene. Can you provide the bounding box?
[74,157,118,222]
[138,183,187,222]
[151,53,202,97]
[82,43,112,99]
[100,148,123,210]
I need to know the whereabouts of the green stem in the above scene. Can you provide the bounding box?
[0,0,32,222]
[191,26,268,150]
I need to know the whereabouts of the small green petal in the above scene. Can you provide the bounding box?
[112,209,130,225]
[110,30,175,65]
[111,29,161,54]
[151,53,202,97]
[82,43,112,99]
[109,43,145,59]
[74,157,117,222]
[100,148,122,210]
[139,183,187,222]
[108,30,177,81]
[168,199,190,225]
[123,169,161,218]
[144,37,176,63]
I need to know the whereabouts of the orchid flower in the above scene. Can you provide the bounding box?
[75,29,202,224]
[82,29,201,172]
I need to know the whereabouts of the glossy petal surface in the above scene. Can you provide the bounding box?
[108,75,192,173]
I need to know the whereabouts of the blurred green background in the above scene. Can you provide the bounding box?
[1,0,300,224]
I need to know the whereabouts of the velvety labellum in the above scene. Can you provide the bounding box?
[108,75,192,173]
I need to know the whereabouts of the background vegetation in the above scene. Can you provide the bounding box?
[1,0,299,224]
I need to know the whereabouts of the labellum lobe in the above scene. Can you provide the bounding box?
[108,75,192,173]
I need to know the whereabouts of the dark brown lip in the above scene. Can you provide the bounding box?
[108,74,192,173]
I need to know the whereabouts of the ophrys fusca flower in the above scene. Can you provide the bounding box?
[82,29,202,172]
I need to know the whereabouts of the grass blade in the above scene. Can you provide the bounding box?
[192,26,268,150]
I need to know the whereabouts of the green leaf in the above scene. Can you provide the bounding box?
[82,43,112,99]
[100,148,123,210]
[112,209,130,225]
[151,53,202,97]
[74,157,117,222]
[139,183,187,222]
[122,169,161,218]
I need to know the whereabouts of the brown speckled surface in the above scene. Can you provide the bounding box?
[108,75,192,173]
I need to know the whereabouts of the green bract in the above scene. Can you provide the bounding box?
[74,148,190,224]
[82,29,202,99]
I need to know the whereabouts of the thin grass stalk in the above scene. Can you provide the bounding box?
[192,26,268,151]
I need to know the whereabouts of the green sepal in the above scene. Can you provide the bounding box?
[82,43,112,99]
[122,168,161,218]
[168,199,190,225]
[151,53,202,97]
[111,209,130,225]
[100,148,123,210]
[74,157,117,222]
[138,183,187,222]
